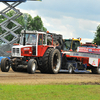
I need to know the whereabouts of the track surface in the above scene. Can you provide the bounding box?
[0,69,100,85]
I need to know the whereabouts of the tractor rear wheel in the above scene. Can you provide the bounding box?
[27,59,37,74]
[48,49,61,74]
[1,58,10,72]
[39,48,53,73]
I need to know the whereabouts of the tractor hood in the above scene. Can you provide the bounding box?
[11,45,33,57]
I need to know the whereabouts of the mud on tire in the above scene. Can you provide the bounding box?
[48,49,61,74]
[1,58,10,72]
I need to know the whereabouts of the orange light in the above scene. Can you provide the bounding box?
[72,38,74,39]
[47,31,49,33]
[80,38,81,41]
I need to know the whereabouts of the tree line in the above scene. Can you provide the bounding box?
[0,10,100,44]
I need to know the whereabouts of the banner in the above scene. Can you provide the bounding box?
[77,47,100,54]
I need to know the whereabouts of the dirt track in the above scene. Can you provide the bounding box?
[0,69,100,85]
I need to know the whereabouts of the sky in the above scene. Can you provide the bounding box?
[0,0,100,43]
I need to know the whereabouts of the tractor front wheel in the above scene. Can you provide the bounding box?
[27,59,37,74]
[1,58,10,72]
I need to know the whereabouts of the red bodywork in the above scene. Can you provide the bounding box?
[21,45,53,57]
[77,47,100,67]
[62,50,100,68]
[21,47,33,57]
[37,45,53,56]
[65,53,90,67]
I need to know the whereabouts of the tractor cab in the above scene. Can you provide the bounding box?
[12,30,49,57]
[20,33,37,45]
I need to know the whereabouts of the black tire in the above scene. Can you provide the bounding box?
[91,67,100,74]
[68,63,74,74]
[1,58,5,71]
[1,58,10,72]
[27,59,37,74]
[39,48,53,73]
[48,49,61,74]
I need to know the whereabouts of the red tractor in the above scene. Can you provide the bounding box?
[1,30,63,74]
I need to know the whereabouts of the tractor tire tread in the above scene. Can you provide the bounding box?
[48,49,61,74]
[39,48,53,73]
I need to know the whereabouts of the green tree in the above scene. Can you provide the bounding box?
[31,15,43,30]
[23,14,47,31]
[93,25,100,45]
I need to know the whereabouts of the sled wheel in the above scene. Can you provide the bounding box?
[92,67,100,74]
[68,63,74,74]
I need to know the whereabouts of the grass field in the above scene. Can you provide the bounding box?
[0,84,100,100]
